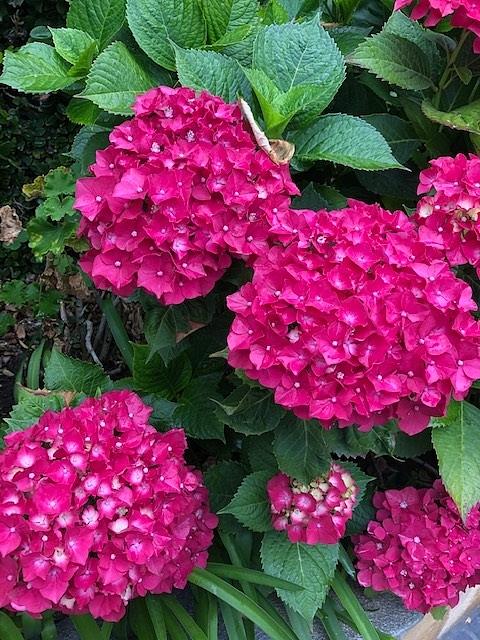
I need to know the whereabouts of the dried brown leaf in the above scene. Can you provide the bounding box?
[0,205,22,245]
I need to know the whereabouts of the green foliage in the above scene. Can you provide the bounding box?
[351,13,441,90]
[0,43,75,93]
[273,416,330,483]
[220,470,272,532]
[44,349,111,395]
[80,42,156,114]
[261,532,339,621]
[176,48,251,103]
[214,385,285,435]
[126,0,206,70]
[293,113,402,170]
[4,387,66,433]
[432,401,480,520]
[66,0,126,49]
[202,0,258,44]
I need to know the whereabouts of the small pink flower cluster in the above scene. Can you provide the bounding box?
[267,465,358,545]
[227,200,480,434]
[415,153,480,275]
[354,483,480,613]
[395,0,480,52]
[75,86,298,304]
[0,391,217,621]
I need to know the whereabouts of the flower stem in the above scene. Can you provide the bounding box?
[330,572,381,640]
[98,295,134,373]
[434,30,470,108]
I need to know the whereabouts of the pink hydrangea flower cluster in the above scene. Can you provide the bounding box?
[395,0,480,52]
[414,153,480,275]
[227,200,480,434]
[0,391,217,621]
[267,465,358,545]
[75,86,298,304]
[354,482,480,613]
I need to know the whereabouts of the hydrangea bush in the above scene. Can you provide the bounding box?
[3,0,480,638]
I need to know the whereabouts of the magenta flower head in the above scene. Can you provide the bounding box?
[266,465,358,545]
[395,1,480,52]
[415,153,480,276]
[0,391,217,621]
[227,200,480,434]
[74,86,298,304]
[353,482,480,613]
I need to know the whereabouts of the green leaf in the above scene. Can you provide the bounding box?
[293,113,402,171]
[432,400,480,519]
[220,470,272,532]
[27,216,78,258]
[204,461,246,534]
[0,312,14,336]
[0,43,75,93]
[132,344,191,397]
[214,385,285,435]
[209,25,253,49]
[261,531,339,621]
[261,0,290,25]
[245,432,277,473]
[127,0,206,71]
[351,31,435,91]
[422,99,480,135]
[253,20,345,114]
[43,167,76,197]
[50,27,98,76]
[329,26,368,56]
[0,612,30,640]
[80,42,155,114]
[44,349,110,395]
[67,0,126,49]
[189,568,297,640]
[207,563,303,591]
[173,374,225,440]
[393,429,432,458]
[362,114,420,163]
[176,48,251,103]
[5,388,65,433]
[202,0,258,43]
[66,98,101,124]
[273,417,330,484]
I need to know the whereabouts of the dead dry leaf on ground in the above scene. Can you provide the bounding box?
[0,205,22,245]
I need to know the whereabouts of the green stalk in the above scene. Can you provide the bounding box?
[434,30,470,107]
[98,295,133,372]
[317,599,349,640]
[330,573,381,640]
[71,615,112,640]
[26,339,45,389]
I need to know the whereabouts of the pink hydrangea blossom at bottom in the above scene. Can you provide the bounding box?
[0,391,217,621]
[267,465,358,545]
[353,482,480,613]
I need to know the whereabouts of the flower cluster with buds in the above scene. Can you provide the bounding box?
[414,153,480,275]
[227,200,480,434]
[395,1,480,52]
[75,86,298,304]
[0,391,217,621]
[354,482,480,612]
[266,465,358,545]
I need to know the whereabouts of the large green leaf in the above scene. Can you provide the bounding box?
[253,20,345,115]
[220,470,272,532]
[204,460,246,533]
[80,42,155,114]
[273,417,330,484]
[293,113,402,170]
[173,374,225,440]
[352,30,435,91]
[67,0,126,49]
[5,388,66,433]
[202,0,258,43]
[422,99,480,135]
[362,114,420,163]
[127,0,206,71]
[0,43,75,93]
[50,27,98,77]
[261,531,339,621]
[132,345,192,397]
[432,400,480,520]
[214,385,285,435]
[176,48,251,102]
[44,349,110,395]
[27,216,79,258]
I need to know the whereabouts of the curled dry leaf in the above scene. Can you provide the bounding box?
[238,98,295,165]
[0,205,22,245]
[19,385,77,406]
